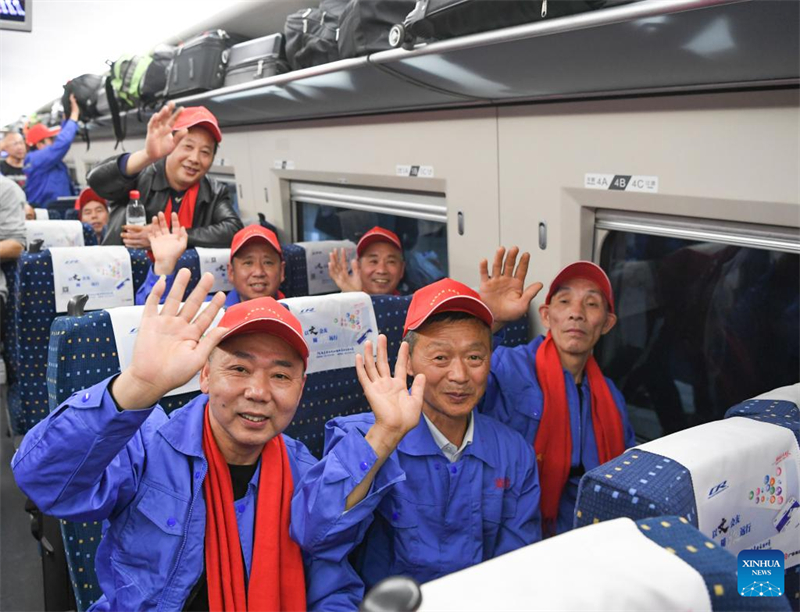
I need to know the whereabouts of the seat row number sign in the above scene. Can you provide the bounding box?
[585,174,659,193]
[397,164,434,178]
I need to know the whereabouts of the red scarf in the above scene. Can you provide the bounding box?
[164,182,199,231]
[533,332,625,537]
[202,406,307,611]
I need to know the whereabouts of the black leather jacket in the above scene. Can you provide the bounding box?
[88,155,243,247]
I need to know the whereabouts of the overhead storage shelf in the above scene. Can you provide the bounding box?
[85,0,799,141]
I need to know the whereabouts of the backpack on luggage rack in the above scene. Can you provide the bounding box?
[104,46,175,148]
[61,74,105,150]
[61,74,104,123]
[107,54,152,109]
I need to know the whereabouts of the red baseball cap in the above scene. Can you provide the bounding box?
[230,225,282,260]
[26,123,60,147]
[217,297,309,369]
[357,226,402,257]
[76,187,107,211]
[545,261,615,313]
[403,278,493,337]
[173,106,222,143]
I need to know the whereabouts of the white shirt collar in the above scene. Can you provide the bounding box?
[423,412,474,463]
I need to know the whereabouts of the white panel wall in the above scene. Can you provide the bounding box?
[67,89,799,316]
[497,88,800,333]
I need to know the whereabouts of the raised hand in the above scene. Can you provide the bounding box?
[110,269,228,410]
[346,336,425,510]
[328,248,362,293]
[356,335,425,440]
[149,212,188,275]
[144,101,186,163]
[479,246,543,331]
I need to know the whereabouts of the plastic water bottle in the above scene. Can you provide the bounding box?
[125,190,146,226]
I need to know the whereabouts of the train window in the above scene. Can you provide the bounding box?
[291,182,448,292]
[594,211,799,442]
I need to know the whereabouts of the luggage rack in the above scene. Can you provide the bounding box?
[83,0,798,141]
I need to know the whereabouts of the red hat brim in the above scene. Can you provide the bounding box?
[403,294,493,337]
[545,262,614,313]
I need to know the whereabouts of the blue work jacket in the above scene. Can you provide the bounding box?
[24,119,78,206]
[480,334,637,535]
[291,410,541,590]
[12,377,363,611]
[134,266,242,307]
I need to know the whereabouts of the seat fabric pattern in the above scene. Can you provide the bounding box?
[636,515,789,611]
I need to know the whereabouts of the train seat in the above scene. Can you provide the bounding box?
[281,243,308,297]
[280,292,405,459]
[414,516,789,611]
[24,219,98,249]
[575,385,800,603]
[9,248,141,434]
[46,305,208,611]
[1,261,21,390]
[285,240,356,298]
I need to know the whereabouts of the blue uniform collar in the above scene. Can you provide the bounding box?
[398,409,498,467]
[225,289,241,307]
[157,393,209,458]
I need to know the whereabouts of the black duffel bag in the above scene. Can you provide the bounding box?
[338,0,416,59]
[394,0,614,47]
[285,7,343,70]
[61,74,104,123]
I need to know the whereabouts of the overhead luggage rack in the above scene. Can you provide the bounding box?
[83,0,798,140]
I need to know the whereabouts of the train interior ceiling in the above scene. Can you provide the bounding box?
[1,0,799,610]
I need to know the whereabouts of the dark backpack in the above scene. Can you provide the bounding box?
[61,74,104,122]
[139,45,176,107]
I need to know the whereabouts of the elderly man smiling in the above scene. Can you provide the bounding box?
[481,259,637,538]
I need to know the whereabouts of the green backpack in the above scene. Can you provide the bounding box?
[108,54,152,108]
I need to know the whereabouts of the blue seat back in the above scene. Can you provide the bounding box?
[10,251,58,433]
[81,223,98,246]
[2,260,20,387]
[281,243,307,298]
[576,394,800,609]
[10,249,161,434]
[283,294,410,457]
[45,197,78,216]
[129,249,152,290]
[577,397,800,529]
